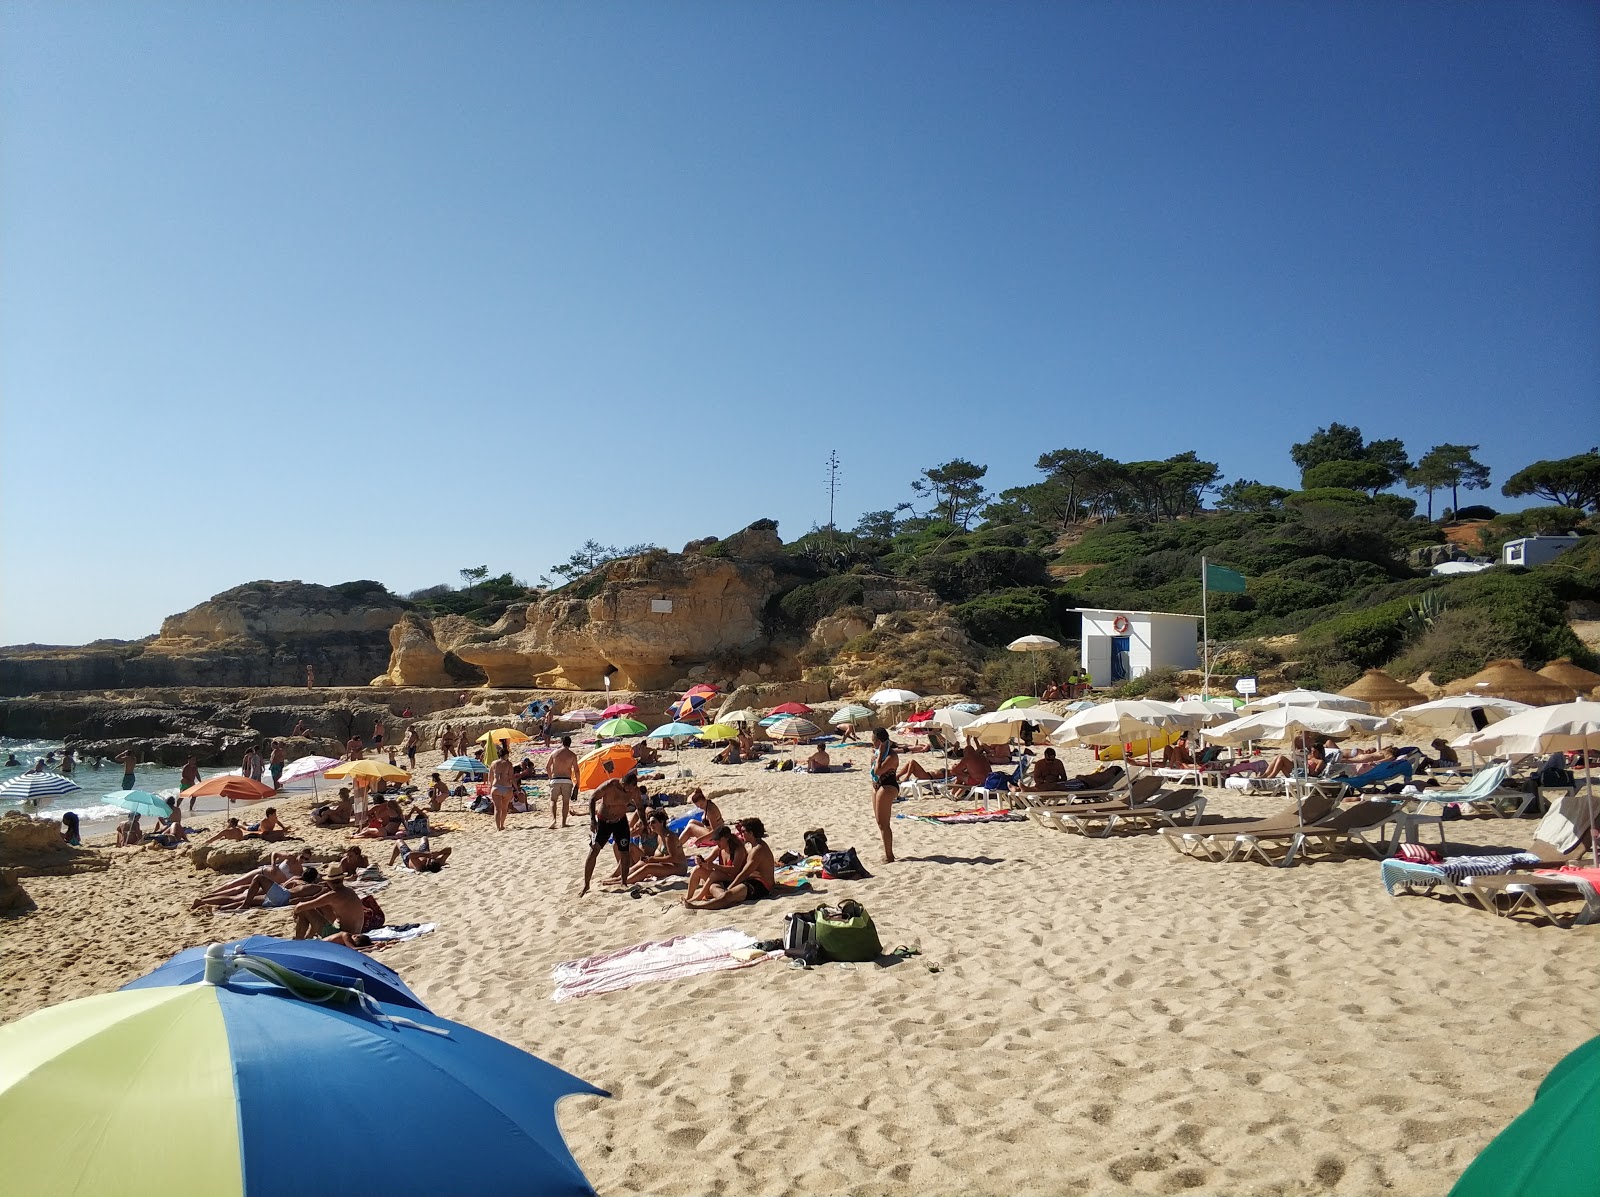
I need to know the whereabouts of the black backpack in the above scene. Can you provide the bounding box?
[783,910,819,966]
[803,828,829,857]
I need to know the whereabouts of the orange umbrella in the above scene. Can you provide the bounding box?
[577,744,637,791]
[180,775,276,802]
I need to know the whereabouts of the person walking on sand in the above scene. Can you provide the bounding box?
[345,733,364,761]
[242,744,264,784]
[116,747,139,793]
[372,719,385,752]
[547,735,578,828]
[870,728,899,864]
[438,726,456,758]
[181,755,201,810]
[487,742,517,831]
[269,740,286,790]
[580,774,638,895]
[402,725,419,770]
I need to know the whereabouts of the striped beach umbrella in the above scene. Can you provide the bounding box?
[767,717,822,741]
[0,948,604,1196]
[0,772,81,801]
[830,704,876,725]
[441,756,488,774]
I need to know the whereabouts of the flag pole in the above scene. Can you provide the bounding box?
[1201,556,1210,700]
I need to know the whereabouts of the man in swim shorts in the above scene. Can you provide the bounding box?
[548,735,578,829]
[580,774,639,896]
[291,870,367,940]
[685,818,777,909]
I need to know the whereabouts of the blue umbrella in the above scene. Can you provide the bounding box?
[647,722,704,740]
[0,772,81,800]
[5,948,606,1196]
[122,936,429,1011]
[104,790,175,818]
[758,714,785,726]
[442,756,488,774]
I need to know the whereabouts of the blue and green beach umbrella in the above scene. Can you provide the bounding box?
[0,948,604,1197]
[647,722,704,740]
[122,936,428,1011]
[594,717,647,738]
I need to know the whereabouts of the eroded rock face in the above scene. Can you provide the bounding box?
[1,581,407,694]
[0,812,109,878]
[443,551,791,690]
[375,613,486,689]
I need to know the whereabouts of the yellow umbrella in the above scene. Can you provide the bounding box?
[700,724,739,741]
[324,759,410,783]
[477,727,531,744]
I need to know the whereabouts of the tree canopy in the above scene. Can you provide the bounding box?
[1501,451,1600,513]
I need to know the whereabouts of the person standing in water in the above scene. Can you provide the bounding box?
[116,747,139,792]
[870,728,899,864]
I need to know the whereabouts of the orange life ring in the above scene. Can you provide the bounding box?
[1112,615,1130,634]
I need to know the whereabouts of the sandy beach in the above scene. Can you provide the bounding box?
[3,737,1595,1196]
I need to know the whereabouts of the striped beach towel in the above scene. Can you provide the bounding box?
[552,927,779,1002]
[1381,852,1541,895]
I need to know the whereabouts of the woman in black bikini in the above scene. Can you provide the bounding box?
[871,728,899,863]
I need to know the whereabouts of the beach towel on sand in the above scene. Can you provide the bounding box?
[552,928,780,1002]
[904,809,1026,825]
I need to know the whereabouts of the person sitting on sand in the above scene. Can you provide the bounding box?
[634,741,661,767]
[351,797,404,840]
[1017,747,1069,791]
[198,818,246,848]
[115,812,144,847]
[426,773,450,811]
[59,811,80,846]
[311,788,355,827]
[291,870,370,940]
[389,838,452,873]
[806,745,831,773]
[250,807,292,841]
[684,824,747,903]
[685,818,776,909]
[627,810,688,884]
[675,788,724,844]
[711,739,743,765]
[336,845,370,875]
[214,867,324,913]
[146,801,190,848]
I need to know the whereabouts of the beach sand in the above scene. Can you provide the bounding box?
[3,739,1596,1195]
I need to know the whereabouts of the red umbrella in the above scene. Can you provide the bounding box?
[906,710,934,723]
[180,775,276,802]
[600,703,637,718]
[685,684,720,697]
[769,702,814,716]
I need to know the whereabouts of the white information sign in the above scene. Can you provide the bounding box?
[1235,677,1257,695]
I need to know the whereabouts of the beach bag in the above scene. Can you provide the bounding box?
[815,901,881,963]
[803,828,829,857]
[822,847,868,879]
[783,910,819,966]
[359,894,385,933]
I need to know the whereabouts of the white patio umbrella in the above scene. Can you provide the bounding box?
[717,708,760,726]
[1007,634,1061,696]
[926,707,977,733]
[1169,697,1239,729]
[829,704,876,726]
[1242,689,1374,714]
[1051,700,1186,747]
[1391,695,1534,735]
[870,688,921,706]
[966,708,1067,744]
[1205,706,1391,745]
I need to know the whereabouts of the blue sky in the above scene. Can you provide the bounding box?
[3,2,1596,645]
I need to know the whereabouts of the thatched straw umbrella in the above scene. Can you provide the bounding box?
[1538,657,1600,697]
[1444,658,1577,706]
[1339,668,1426,712]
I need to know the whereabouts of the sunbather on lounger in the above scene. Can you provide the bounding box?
[1015,748,1069,791]
[1344,749,1414,790]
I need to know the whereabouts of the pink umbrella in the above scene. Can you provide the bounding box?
[769,702,814,716]
[600,703,637,718]
[278,755,342,794]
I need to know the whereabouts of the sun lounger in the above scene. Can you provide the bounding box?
[1022,771,1153,810]
[1052,788,1205,837]
[1229,800,1401,867]
[1161,791,1340,861]
[1463,866,1600,928]
[1407,762,1536,819]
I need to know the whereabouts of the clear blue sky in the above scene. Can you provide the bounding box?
[3,2,1596,645]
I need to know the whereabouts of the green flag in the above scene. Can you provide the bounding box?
[1205,563,1247,593]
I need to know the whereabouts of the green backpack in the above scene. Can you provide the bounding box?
[814,901,882,963]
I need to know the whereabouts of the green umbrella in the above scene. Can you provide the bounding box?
[1450,1036,1600,1197]
[998,696,1039,710]
[105,789,176,818]
[594,717,648,738]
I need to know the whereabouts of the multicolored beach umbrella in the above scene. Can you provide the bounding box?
[0,947,604,1197]
[121,936,429,1011]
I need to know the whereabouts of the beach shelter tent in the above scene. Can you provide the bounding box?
[0,952,604,1197]
[1242,689,1373,714]
[1449,1035,1600,1197]
[1339,669,1427,712]
[577,744,636,790]
[1445,659,1577,707]
[1538,657,1600,697]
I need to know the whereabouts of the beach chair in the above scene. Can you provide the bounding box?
[1230,800,1401,867]
[1052,788,1205,837]
[1408,763,1535,819]
[1380,790,1596,904]
[1160,791,1340,861]
[1025,772,1157,810]
[1463,866,1600,928]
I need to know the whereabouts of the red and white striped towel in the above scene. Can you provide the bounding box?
[552,927,779,1002]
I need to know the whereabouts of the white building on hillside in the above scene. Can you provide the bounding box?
[1072,608,1201,687]
[1502,535,1581,568]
